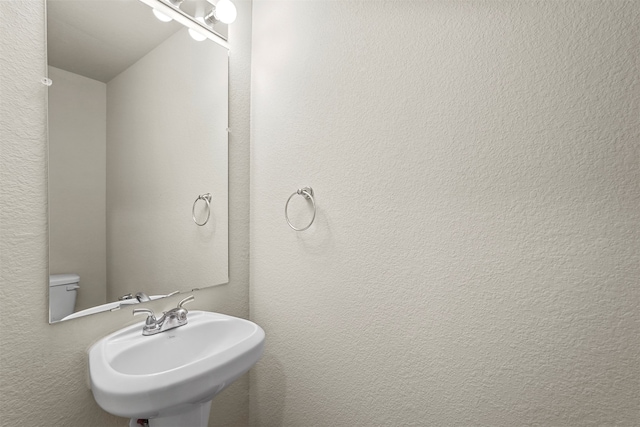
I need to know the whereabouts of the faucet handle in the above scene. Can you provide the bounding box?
[133,308,157,325]
[177,295,195,309]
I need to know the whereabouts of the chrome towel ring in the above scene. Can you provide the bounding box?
[192,193,212,226]
[285,187,316,231]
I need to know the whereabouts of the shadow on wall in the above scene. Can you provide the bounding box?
[295,206,335,256]
[253,352,286,425]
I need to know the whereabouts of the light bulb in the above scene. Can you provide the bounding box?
[188,28,207,41]
[214,0,237,24]
[152,8,173,22]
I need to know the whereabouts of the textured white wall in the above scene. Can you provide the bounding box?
[250,1,639,426]
[0,0,252,425]
[48,66,107,313]
[106,30,228,301]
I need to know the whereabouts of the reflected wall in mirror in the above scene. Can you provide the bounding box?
[47,0,229,323]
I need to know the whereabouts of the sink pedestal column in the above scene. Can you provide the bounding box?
[131,401,213,427]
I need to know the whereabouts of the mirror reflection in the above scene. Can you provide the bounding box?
[47,0,229,323]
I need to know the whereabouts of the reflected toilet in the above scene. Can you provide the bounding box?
[49,274,80,322]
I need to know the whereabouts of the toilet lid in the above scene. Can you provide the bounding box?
[49,273,80,287]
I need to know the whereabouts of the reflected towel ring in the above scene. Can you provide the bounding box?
[192,193,212,226]
[285,187,316,231]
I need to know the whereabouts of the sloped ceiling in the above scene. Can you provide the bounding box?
[47,0,224,83]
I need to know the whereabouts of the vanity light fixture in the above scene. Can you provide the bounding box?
[189,0,237,41]
[139,0,231,49]
[204,0,237,25]
[152,9,173,22]
[151,0,184,22]
[188,18,208,42]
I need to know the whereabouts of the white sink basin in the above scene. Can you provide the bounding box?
[89,310,264,425]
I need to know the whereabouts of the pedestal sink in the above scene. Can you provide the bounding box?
[89,310,265,427]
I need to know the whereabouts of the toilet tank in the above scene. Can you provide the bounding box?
[49,274,80,322]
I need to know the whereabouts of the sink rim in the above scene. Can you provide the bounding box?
[89,310,265,418]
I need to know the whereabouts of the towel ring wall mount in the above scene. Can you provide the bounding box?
[285,187,316,231]
[192,193,212,226]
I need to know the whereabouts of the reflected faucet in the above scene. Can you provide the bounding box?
[135,292,151,302]
[118,293,134,301]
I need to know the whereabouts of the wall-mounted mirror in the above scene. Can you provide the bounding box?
[46,0,229,323]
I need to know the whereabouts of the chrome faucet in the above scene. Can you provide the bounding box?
[133,295,195,336]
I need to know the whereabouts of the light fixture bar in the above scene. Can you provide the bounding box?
[137,0,230,50]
